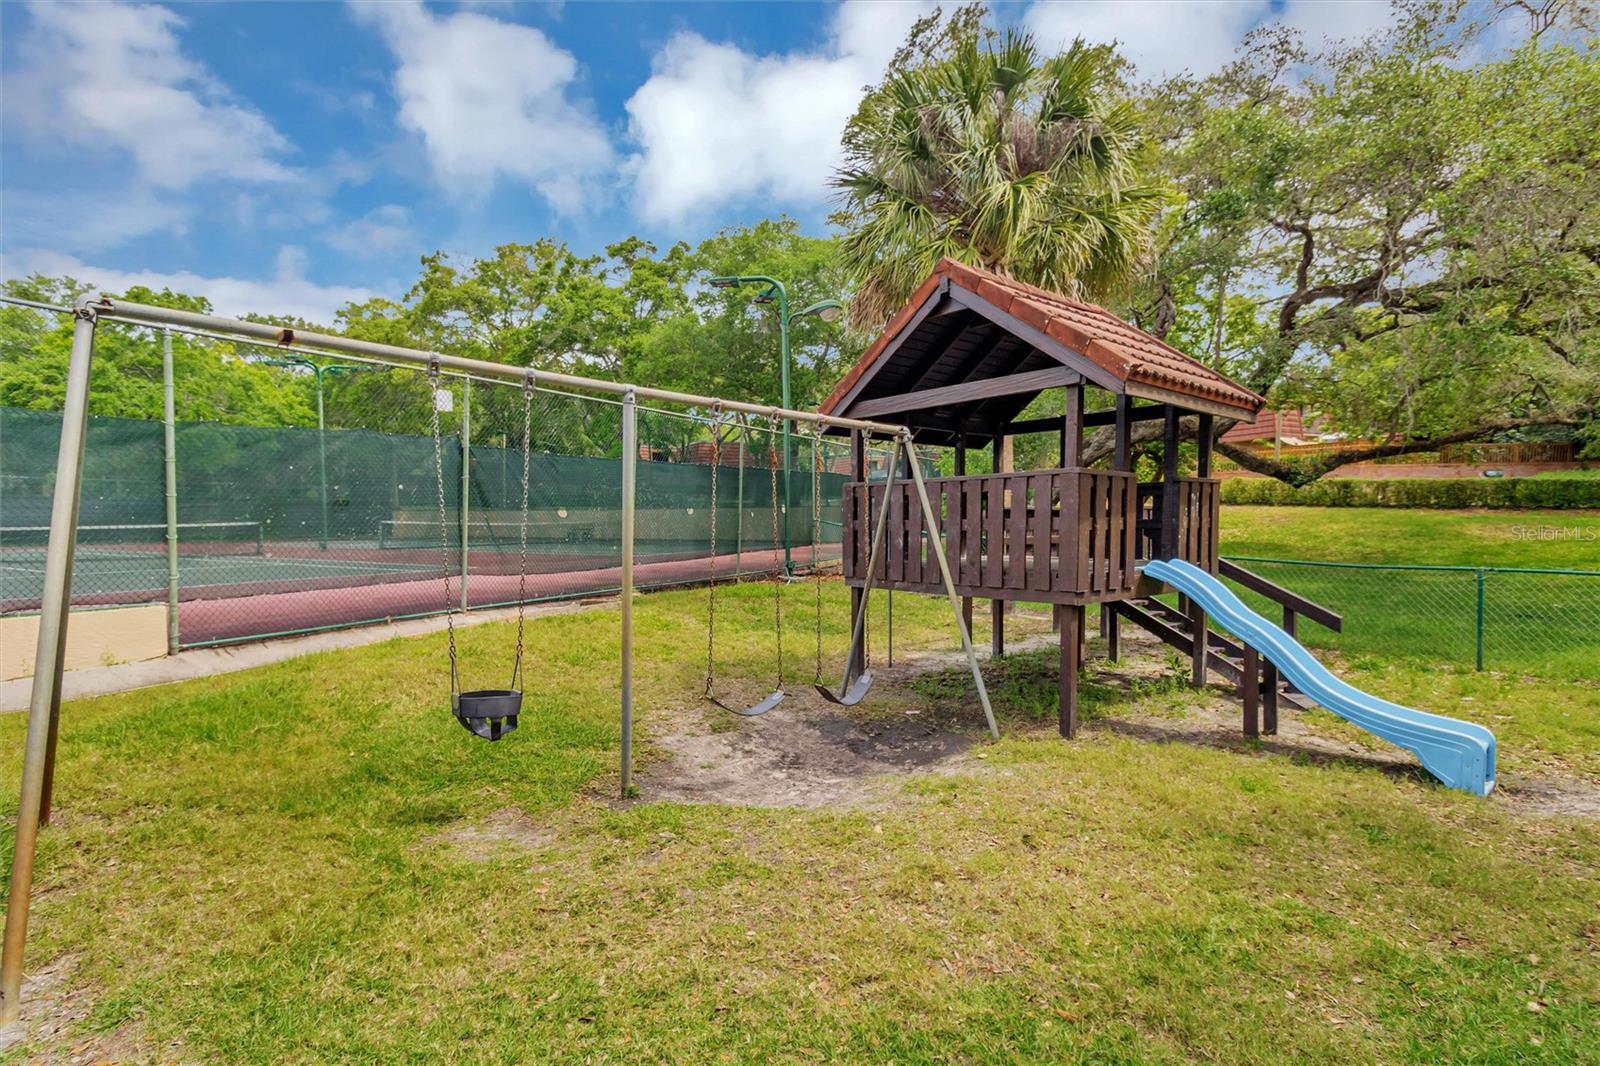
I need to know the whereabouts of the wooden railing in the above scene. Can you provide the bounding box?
[1135,477,1220,570]
[842,468,1140,601]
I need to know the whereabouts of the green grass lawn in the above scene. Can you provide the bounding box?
[3,580,1598,1063]
[1220,505,1599,569]
[1216,507,1600,679]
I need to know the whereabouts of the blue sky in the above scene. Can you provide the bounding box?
[1,0,1400,323]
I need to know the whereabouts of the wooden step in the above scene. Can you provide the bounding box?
[1119,598,1314,713]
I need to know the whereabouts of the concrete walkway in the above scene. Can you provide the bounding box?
[0,598,604,713]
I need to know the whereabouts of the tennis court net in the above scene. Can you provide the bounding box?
[0,520,265,558]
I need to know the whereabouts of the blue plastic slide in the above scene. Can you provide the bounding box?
[1144,558,1496,797]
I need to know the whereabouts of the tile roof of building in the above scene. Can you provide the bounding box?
[822,258,1264,418]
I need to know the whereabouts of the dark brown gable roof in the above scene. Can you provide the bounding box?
[822,258,1263,422]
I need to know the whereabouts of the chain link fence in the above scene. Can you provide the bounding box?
[1222,556,1600,680]
[5,299,1596,678]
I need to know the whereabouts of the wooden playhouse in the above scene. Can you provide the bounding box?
[821,259,1342,736]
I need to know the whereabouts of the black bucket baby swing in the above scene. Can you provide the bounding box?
[426,359,534,741]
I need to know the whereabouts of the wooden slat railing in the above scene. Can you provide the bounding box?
[1134,477,1220,571]
[842,468,1140,600]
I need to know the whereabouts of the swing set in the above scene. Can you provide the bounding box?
[2,294,996,1023]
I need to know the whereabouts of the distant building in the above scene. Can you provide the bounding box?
[1220,408,1308,446]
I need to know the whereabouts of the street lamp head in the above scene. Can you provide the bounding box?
[795,298,845,323]
[708,276,740,289]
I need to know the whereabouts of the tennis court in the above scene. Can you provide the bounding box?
[0,516,820,646]
[1,402,851,649]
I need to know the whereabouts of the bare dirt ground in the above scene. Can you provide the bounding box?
[0,955,181,1065]
[421,805,559,861]
[633,623,1600,820]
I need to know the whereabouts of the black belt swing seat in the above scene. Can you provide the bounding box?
[812,426,900,707]
[427,359,535,741]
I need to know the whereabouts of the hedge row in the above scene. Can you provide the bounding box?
[1219,476,1600,509]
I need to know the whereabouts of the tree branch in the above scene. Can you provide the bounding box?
[1216,416,1582,485]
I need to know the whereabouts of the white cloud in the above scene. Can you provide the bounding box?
[624,0,935,225]
[1024,0,1395,81]
[2,187,191,255]
[324,205,417,258]
[352,0,613,210]
[4,247,379,325]
[5,0,294,189]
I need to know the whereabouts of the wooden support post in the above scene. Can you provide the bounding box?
[1282,607,1299,695]
[1104,602,1120,661]
[1161,405,1180,559]
[1196,412,1214,478]
[991,598,1005,657]
[1063,384,1084,468]
[1262,660,1279,735]
[1189,596,1208,687]
[997,431,1014,619]
[955,433,971,631]
[1059,603,1081,737]
[1242,645,1260,738]
[1113,395,1133,471]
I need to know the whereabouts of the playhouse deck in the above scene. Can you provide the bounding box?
[841,469,1219,603]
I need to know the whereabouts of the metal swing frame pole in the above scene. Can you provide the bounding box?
[619,389,637,797]
[162,328,181,656]
[459,378,471,612]
[734,422,745,579]
[2,301,98,1024]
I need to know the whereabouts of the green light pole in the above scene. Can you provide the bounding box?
[262,357,371,549]
[708,275,842,575]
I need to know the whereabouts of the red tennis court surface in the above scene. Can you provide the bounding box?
[177,546,834,646]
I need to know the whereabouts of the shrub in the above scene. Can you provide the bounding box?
[1219,476,1600,509]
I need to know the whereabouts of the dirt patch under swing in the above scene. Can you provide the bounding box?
[632,621,1600,819]
[422,807,557,860]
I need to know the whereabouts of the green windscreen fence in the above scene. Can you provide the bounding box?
[1,393,857,648]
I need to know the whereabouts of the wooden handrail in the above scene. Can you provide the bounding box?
[1217,558,1343,632]
[889,467,1137,487]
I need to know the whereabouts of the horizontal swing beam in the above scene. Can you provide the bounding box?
[81,296,908,439]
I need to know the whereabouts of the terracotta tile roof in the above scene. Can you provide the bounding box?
[1219,408,1305,444]
[822,258,1264,417]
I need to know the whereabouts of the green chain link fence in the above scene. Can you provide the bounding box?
[1221,556,1600,680]
[4,299,1596,674]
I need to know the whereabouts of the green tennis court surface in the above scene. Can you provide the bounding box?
[0,547,444,604]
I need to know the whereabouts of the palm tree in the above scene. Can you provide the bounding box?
[833,30,1161,325]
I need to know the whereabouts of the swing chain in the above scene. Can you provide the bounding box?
[768,412,783,687]
[427,358,459,696]
[512,369,534,689]
[704,402,722,699]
